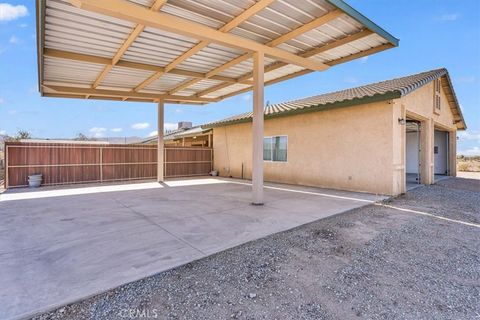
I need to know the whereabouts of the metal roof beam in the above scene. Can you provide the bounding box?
[69,0,328,72]
[168,9,342,95]
[325,43,393,66]
[43,85,219,103]
[197,29,374,97]
[215,43,394,100]
[138,0,276,94]
[89,0,167,90]
[43,93,207,105]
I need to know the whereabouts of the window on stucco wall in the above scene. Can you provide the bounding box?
[263,136,288,162]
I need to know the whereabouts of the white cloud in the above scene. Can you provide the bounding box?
[148,123,178,137]
[0,130,6,135]
[456,76,475,84]
[89,127,107,138]
[174,108,184,114]
[165,122,177,131]
[131,122,150,130]
[437,13,459,22]
[0,3,28,21]
[8,109,17,115]
[0,97,4,104]
[9,35,19,44]
[344,76,358,84]
[28,85,38,94]
[459,146,480,156]
[359,56,368,64]
[242,93,252,101]
[110,128,123,133]
[19,23,27,28]
[457,131,480,143]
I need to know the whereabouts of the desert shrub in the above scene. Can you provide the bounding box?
[457,162,470,171]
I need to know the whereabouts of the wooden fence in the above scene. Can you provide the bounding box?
[4,142,213,188]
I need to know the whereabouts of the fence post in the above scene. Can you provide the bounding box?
[210,148,213,172]
[4,144,8,189]
[164,147,167,178]
[99,146,103,182]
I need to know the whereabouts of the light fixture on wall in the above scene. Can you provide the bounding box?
[398,118,406,125]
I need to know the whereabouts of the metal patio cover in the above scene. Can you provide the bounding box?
[36,0,398,104]
[36,0,398,204]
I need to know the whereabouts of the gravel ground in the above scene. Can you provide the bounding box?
[35,178,480,320]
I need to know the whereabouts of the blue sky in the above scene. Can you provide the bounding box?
[0,0,479,154]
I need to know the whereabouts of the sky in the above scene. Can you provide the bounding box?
[0,0,479,155]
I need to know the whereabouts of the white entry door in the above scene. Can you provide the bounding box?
[434,130,448,175]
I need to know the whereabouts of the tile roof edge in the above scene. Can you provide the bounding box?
[202,68,467,130]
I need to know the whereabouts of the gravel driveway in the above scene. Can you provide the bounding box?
[35,177,480,320]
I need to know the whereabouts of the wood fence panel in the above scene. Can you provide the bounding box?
[164,147,213,178]
[4,142,212,188]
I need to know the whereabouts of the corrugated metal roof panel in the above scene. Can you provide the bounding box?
[141,73,190,93]
[187,79,223,91]
[99,66,156,89]
[44,56,105,85]
[176,44,243,73]
[44,0,134,59]
[39,0,399,103]
[122,27,199,67]
[264,64,305,82]
[128,0,154,7]
[204,83,251,98]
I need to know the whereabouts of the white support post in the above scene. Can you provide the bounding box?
[252,51,264,204]
[157,100,164,182]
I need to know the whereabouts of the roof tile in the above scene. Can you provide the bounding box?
[204,68,466,128]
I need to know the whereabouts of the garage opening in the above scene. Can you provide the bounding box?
[434,129,449,180]
[406,120,421,190]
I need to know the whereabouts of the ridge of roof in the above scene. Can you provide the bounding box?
[140,125,212,143]
[203,68,465,130]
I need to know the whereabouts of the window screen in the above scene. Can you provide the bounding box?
[263,136,287,162]
[263,137,272,161]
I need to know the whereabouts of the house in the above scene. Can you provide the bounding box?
[204,68,466,196]
[142,122,213,147]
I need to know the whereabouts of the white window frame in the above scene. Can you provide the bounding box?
[263,135,288,163]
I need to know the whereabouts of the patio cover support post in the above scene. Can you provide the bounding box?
[157,100,164,182]
[252,51,264,205]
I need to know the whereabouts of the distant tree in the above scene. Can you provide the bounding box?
[14,130,32,140]
[74,133,97,141]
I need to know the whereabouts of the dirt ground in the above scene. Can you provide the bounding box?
[457,157,480,172]
[35,177,479,320]
[457,171,480,181]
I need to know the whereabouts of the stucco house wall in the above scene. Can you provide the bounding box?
[213,100,397,195]
[212,75,461,196]
[397,81,458,187]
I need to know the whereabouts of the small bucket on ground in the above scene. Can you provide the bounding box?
[28,174,43,188]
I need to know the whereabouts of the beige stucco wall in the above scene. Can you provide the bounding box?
[398,80,458,186]
[212,79,460,196]
[213,101,397,195]
[401,81,456,129]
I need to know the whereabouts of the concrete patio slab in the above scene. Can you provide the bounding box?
[0,178,386,319]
